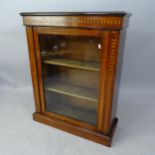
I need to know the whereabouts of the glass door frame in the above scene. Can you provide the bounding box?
[33,26,106,132]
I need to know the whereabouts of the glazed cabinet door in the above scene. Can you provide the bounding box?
[33,27,105,131]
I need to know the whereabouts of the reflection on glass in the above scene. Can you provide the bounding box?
[39,34,102,125]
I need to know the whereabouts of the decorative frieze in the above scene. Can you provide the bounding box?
[23,16,123,29]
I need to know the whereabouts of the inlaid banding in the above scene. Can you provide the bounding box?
[23,16,123,29]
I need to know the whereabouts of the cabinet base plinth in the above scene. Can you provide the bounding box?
[33,112,118,147]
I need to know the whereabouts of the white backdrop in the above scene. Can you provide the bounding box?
[0,0,155,90]
[0,1,155,154]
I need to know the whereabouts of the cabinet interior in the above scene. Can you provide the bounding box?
[39,34,102,124]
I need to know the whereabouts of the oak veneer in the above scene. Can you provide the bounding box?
[21,12,129,147]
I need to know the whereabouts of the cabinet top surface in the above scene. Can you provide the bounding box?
[20,11,126,17]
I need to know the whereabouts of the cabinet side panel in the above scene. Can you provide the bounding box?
[26,26,41,113]
[102,30,121,135]
[111,29,127,121]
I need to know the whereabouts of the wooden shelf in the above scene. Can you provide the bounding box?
[43,58,99,72]
[45,81,98,102]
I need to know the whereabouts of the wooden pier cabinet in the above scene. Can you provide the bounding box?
[21,12,129,146]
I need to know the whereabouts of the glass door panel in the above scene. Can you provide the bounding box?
[39,34,102,125]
